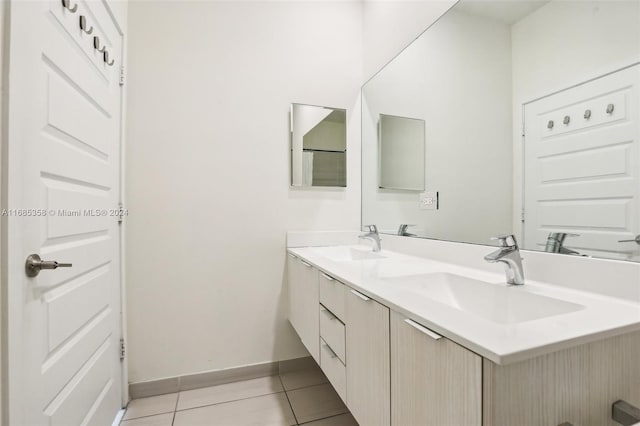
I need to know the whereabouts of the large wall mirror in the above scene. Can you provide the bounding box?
[362,0,640,262]
[291,103,347,187]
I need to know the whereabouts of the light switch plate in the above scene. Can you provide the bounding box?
[419,191,439,210]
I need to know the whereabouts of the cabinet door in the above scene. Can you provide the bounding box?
[391,311,482,426]
[346,289,390,426]
[288,254,304,338]
[287,254,320,362]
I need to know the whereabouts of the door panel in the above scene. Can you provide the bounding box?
[6,1,124,424]
[523,65,640,260]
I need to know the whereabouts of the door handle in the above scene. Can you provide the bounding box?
[618,235,640,245]
[25,254,72,277]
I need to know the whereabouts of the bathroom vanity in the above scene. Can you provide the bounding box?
[287,244,640,426]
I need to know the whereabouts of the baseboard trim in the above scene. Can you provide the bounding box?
[129,356,313,399]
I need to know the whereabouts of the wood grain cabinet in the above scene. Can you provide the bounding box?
[390,310,482,426]
[287,254,640,426]
[346,288,391,426]
[287,253,319,362]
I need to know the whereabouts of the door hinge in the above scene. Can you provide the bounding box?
[117,202,125,225]
[119,65,125,86]
[521,208,525,223]
[120,338,125,361]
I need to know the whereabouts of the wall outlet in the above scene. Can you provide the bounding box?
[419,191,439,210]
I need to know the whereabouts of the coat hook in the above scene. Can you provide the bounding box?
[61,0,78,13]
[93,36,106,53]
[584,109,591,119]
[606,103,615,114]
[563,115,570,125]
[547,120,554,129]
[103,50,115,66]
[79,16,93,35]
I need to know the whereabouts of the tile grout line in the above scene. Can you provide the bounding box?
[126,370,331,424]
[174,389,287,414]
[172,391,180,426]
[121,409,176,423]
[279,374,300,425]
[298,412,351,425]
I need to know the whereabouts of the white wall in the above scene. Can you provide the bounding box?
[362,0,455,80]
[511,0,640,237]
[362,9,513,243]
[125,0,362,383]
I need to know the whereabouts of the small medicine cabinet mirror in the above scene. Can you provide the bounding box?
[378,114,425,191]
[290,103,347,187]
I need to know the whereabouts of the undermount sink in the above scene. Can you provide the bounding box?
[311,246,385,262]
[383,272,584,324]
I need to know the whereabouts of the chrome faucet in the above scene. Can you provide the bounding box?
[484,234,525,285]
[545,232,581,255]
[359,225,381,252]
[397,224,416,237]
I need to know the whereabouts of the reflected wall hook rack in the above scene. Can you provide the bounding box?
[104,50,115,66]
[61,0,78,13]
[79,16,93,35]
[93,36,106,53]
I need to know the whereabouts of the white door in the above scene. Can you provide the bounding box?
[523,64,640,261]
[5,1,124,424]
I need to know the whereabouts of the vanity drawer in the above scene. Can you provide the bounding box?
[319,272,346,321]
[320,338,346,403]
[319,305,346,363]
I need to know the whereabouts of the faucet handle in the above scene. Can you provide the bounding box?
[490,234,519,248]
[364,224,378,234]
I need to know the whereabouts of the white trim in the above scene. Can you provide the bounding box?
[103,0,130,407]
[521,59,640,107]
[111,409,126,426]
[5,1,28,423]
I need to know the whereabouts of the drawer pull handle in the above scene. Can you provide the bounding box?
[404,318,442,340]
[321,307,336,321]
[612,400,640,425]
[323,343,338,359]
[300,260,312,268]
[321,273,335,281]
[287,253,296,259]
[350,289,370,301]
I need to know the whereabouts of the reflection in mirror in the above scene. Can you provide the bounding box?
[291,103,347,187]
[378,114,425,191]
[361,0,640,262]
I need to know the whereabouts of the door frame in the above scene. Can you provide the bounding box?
[0,1,129,423]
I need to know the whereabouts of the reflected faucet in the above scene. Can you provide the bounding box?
[545,232,581,255]
[397,224,416,237]
[484,234,525,285]
[359,225,382,252]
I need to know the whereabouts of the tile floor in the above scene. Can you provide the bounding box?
[121,365,359,426]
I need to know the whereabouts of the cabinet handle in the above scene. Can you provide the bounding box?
[612,400,640,425]
[287,253,296,259]
[321,307,336,321]
[323,342,338,359]
[300,260,312,268]
[350,289,370,301]
[404,318,442,340]
[321,272,335,281]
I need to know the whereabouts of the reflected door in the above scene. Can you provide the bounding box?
[6,1,124,424]
[523,65,640,260]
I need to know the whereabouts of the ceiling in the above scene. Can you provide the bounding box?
[456,0,550,24]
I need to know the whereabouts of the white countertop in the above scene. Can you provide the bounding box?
[288,245,640,365]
